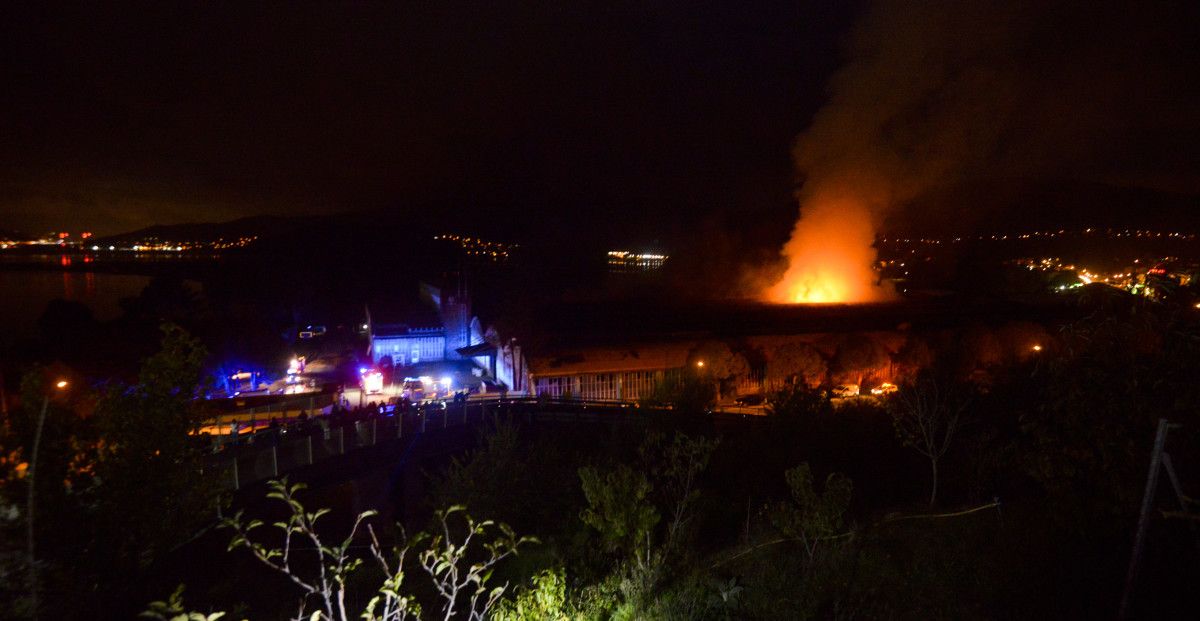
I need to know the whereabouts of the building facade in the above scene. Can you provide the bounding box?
[526,342,693,401]
[367,283,487,368]
[370,327,446,366]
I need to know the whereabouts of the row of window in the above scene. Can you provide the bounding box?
[375,336,445,366]
[534,370,669,401]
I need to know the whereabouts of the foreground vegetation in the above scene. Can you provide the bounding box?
[3,289,1200,619]
[0,325,220,619]
[146,291,1200,619]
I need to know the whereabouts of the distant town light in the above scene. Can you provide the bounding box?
[696,360,705,368]
[607,249,669,272]
[1031,345,1043,352]
[55,380,69,389]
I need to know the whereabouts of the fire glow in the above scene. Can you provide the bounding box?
[766,192,893,305]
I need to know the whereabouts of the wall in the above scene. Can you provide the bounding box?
[372,334,446,365]
[440,296,472,360]
[533,369,667,401]
[495,342,526,393]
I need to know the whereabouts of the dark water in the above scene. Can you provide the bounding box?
[0,269,152,344]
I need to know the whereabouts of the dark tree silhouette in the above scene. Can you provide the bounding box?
[889,374,972,506]
[832,335,890,388]
[768,342,827,388]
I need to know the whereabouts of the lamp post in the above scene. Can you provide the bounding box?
[27,379,67,618]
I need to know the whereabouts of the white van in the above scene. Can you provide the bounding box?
[831,384,860,398]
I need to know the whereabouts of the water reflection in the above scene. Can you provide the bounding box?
[0,270,154,344]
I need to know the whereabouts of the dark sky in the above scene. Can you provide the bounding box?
[2,1,853,238]
[2,1,1197,240]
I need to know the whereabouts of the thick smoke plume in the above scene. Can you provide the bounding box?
[768,0,1199,303]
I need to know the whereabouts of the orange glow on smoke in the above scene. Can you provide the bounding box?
[766,193,893,304]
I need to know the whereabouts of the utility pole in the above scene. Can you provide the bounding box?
[26,395,49,618]
[1118,418,1173,619]
[25,379,68,618]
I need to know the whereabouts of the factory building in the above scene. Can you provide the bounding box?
[526,342,692,401]
[366,283,485,367]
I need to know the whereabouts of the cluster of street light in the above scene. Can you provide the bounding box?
[879,228,1197,245]
[433,234,516,261]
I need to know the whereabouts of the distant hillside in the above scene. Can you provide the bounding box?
[886,179,1200,236]
[88,210,471,276]
[92,215,314,245]
[92,204,530,251]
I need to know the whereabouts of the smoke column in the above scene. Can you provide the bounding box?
[767,0,1199,304]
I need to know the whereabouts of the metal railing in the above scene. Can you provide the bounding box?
[205,393,337,429]
[203,397,763,490]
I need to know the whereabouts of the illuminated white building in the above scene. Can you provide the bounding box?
[365,283,485,368]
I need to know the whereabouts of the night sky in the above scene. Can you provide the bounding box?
[2,1,1197,240]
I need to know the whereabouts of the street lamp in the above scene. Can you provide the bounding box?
[27,378,69,618]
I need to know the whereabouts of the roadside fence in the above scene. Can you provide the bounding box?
[203,397,763,490]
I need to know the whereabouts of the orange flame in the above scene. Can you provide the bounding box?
[766,192,893,304]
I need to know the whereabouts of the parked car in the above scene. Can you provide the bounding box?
[831,384,860,398]
[401,378,425,402]
[734,394,765,406]
[870,382,898,396]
